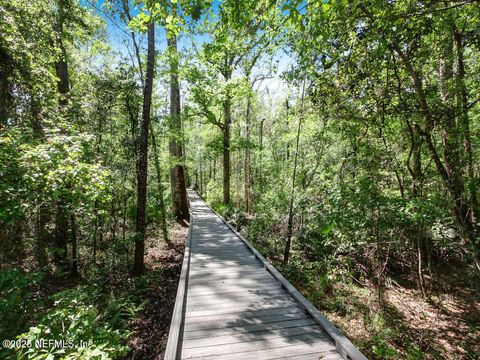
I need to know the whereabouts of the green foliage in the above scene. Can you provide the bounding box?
[16,285,141,360]
[371,334,400,359]
[0,270,44,340]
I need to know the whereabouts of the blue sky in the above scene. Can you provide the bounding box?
[84,0,292,101]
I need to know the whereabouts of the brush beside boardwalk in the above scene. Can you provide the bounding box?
[165,190,367,360]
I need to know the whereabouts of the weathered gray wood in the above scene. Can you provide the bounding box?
[183,309,306,331]
[166,190,364,360]
[188,280,278,294]
[164,212,193,360]
[186,342,337,360]
[183,318,317,340]
[184,284,281,297]
[279,351,343,360]
[184,313,312,331]
[188,268,266,278]
[183,325,328,348]
[187,276,279,289]
[182,332,334,358]
[203,197,368,360]
[185,299,299,317]
[185,304,301,319]
[186,291,290,309]
[185,306,304,324]
[186,287,288,302]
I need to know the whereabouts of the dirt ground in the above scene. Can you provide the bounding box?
[315,269,480,359]
[123,224,187,360]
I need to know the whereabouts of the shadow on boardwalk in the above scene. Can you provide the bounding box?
[178,191,342,359]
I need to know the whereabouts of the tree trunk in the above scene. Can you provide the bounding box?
[31,97,50,268]
[93,199,98,266]
[258,117,265,194]
[167,24,189,224]
[394,41,479,270]
[134,21,155,276]
[36,206,49,268]
[54,200,68,270]
[244,95,251,213]
[454,30,479,236]
[150,124,169,244]
[0,50,10,127]
[52,0,70,270]
[70,214,78,276]
[439,26,475,255]
[222,70,232,205]
[407,120,427,297]
[284,81,305,264]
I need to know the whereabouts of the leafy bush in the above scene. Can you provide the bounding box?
[0,269,44,340]
[15,285,142,360]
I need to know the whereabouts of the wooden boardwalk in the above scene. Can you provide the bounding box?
[165,190,367,360]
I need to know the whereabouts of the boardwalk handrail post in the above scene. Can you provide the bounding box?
[199,192,368,360]
[164,205,193,360]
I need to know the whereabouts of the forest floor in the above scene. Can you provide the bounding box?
[123,224,187,360]
[289,264,480,359]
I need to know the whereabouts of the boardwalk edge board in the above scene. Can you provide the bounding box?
[165,211,193,360]
[199,193,368,360]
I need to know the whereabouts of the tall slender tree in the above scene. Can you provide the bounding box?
[134,19,155,276]
[167,11,189,223]
[53,0,71,270]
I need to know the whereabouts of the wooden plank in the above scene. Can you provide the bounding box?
[185,297,294,312]
[183,308,306,331]
[187,276,278,289]
[186,287,288,302]
[183,318,317,340]
[185,284,281,297]
[182,332,333,358]
[188,270,271,280]
[183,324,328,349]
[188,263,263,272]
[278,351,343,360]
[188,267,266,278]
[185,307,305,329]
[189,255,255,262]
[185,302,298,317]
[204,199,368,360]
[185,341,337,360]
[187,279,280,294]
[186,293,293,310]
[185,300,298,317]
[189,258,258,266]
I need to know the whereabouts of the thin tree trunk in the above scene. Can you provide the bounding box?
[93,199,98,266]
[134,21,155,276]
[455,30,479,234]
[394,42,479,270]
[284,81,305,264]
[213,158,216,180]
[0,52,10,127]
[36,206,49,268]
[244,95,251,213]
[258,117,265,194]
[52,0,70,270]
[223,70,232,205]
[70,214,78,276]
[150,124,169,244]
[54,200,68,270]
[31,97,50,268]
[167,21,189,223]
